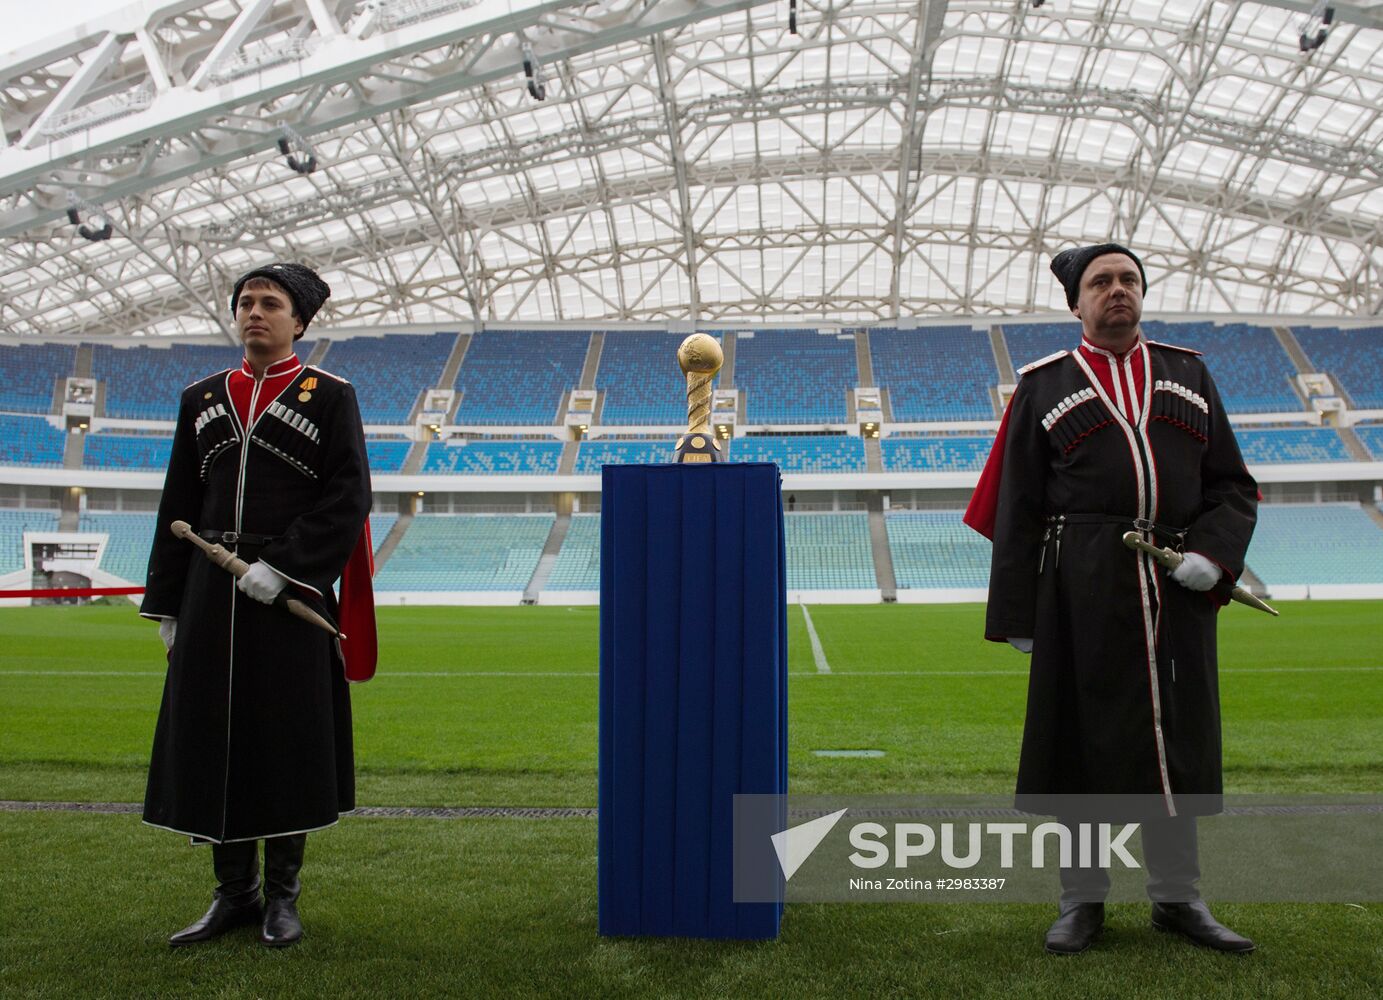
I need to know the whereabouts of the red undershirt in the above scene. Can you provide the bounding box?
[227,353,304,427]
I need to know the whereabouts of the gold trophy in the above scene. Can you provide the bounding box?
[673,333,724,464]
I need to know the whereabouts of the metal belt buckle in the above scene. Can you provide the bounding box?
[221,531,239,544]
[1131,518,1155,534]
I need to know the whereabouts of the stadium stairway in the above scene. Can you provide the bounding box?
[579,331,604,390]
[1272,327,1315,375]
[371,509,414,571]
[989,324,1017,383]
[863,435,883,473]
[306,339,331,366]
[523,510,573,603]
[865,495,898,601]
[437,334,472,421]
[1364,502,1383,533]
[854,328,874,385]
[558,441,579,475]
[720,331,736,386]
[62,428,83,469]
[1335,426,1373,462]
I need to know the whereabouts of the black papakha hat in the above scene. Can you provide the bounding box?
[1050,243,1147,309]
[230,262,331,336]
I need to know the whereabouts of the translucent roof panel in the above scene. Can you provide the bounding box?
[0,0,1380,338]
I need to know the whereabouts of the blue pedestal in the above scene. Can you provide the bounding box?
[597,463,788,939]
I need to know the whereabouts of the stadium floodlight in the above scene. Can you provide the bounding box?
[522,42,546,101]
[1298,2,1335,51]
[789,0,798,34]
[65,193,113,242]
[276,123,318,176]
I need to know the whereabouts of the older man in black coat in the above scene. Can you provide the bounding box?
[966,244,1259,955]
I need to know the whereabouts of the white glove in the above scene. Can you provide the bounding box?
[237,562,288,604]
[158,618,177,652]
[1008,637,1034,654]
[1170,552,1220,592]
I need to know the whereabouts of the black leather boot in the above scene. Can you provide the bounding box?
[261,834,307,947]
[1044,901,1104,954]
[168,840,262,946]
[1152,901,1255,953]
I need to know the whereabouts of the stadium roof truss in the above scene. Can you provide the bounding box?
[0,0,1381,340]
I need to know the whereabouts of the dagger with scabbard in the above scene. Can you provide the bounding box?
[1121,531,1278,617]
[170,520,345,638]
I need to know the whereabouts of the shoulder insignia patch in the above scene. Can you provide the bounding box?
[1016,350,1069,376]
[184,368,233,393]
[1147,340,1204,357]
[308,366,351,384]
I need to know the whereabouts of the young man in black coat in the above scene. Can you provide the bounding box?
[141,263,374,947]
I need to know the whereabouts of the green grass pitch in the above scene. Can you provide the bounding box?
[0,602,1379,998]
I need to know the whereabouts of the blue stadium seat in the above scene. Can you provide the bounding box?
[1246,505,1383,585]
[0,415,67,467]
[574,439,675,472]
[91,344,242,420]
[546,514,601,590]
[1001,321,1082,371]
[784,512,876,589]
[1234,428,1351,464]
[315,332,456,423]
[0,508,60,574]
[0,343,75,413]
[366,439,413,473]
[728,436,866,472]
[733,329,857,424]
[421,440,563,474]
[596,332,708,424]
[1355,424,1383,460]
[372,514,553,590]
[886,511,991,589]
[880,436,992,472]
[870,326,996,420]
[82,433,173,470]
[368,512,398,554]
[1292,326,1383,409]
[1142,321,1299,413]
[77,512,158,583]
[454,331,589,424]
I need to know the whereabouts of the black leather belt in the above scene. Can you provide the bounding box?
[1049,513,1186,545]
[198,529,278,548]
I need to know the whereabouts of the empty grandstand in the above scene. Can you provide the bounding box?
[76,512,157,584]
[90,344,242,420]
[1246,505,1383,588]
[315,332,457,424]
[0,508,59,575]
[575,439,675,473]
[1293,326,1383,410]
[82,433,174,471]
[783,513,876,591]
[0,343,75,414]
[728,436,866,473]
[1235,428,1352,465]
[372,515,554,593]
[596,332,706,425]
[1,415,65,468]
[453,331,589,425]
[870,327,997,421]
[421,440,563,475]
[886,511,991,591]
[734,330,857,424]
[545,515,601,591]
[880,436,993,473]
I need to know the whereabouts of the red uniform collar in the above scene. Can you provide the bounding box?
[1078,335,1142,362]
[238,353,303,379]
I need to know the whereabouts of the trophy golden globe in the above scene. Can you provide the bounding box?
[673,333,724,464]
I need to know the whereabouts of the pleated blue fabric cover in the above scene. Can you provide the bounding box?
[598,463,788,939]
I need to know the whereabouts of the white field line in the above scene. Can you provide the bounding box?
[1,666,1382,679]
[799,601,831,674]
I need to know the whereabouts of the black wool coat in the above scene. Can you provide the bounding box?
[984,340,1258,818]
[141,363,371,842]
